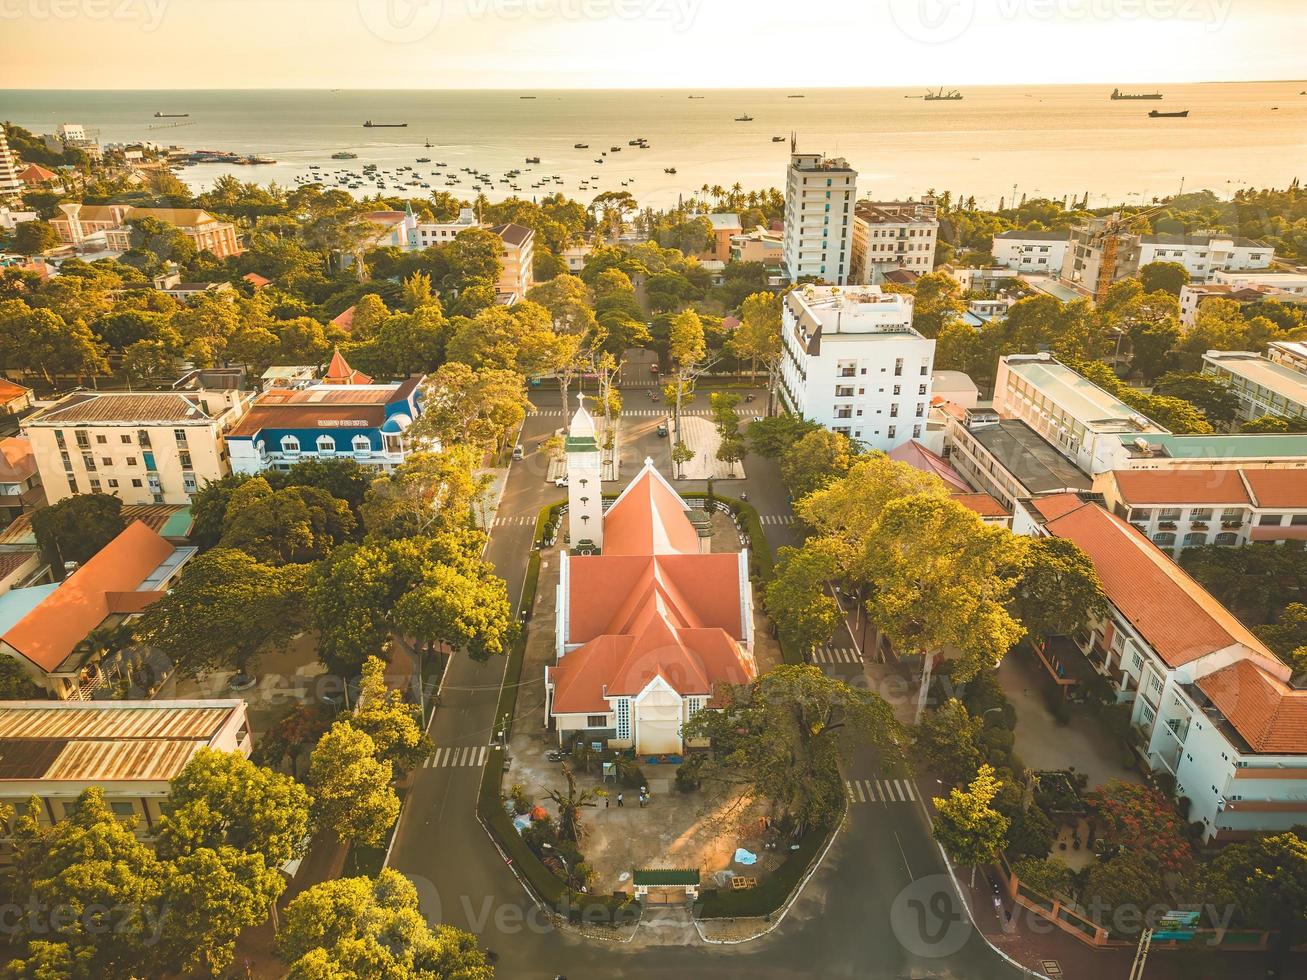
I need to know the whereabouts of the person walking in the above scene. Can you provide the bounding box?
[617,793,624,807]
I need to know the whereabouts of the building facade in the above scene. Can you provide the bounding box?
[848,200,938,285]
[0,437,43,530]
[51,204,242,259]
[1061,218,1274,291]
[1015,494,1307,842]
[779,285,933,452]
[991,229,1071,274]
[1202,350,1307,424]
[491,222,535,300]
[0,130,21,199]
[782,150,857,285]
[22,391,246,506]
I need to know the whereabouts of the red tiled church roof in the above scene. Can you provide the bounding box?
[1197,659,1307,754]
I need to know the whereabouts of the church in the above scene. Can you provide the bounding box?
[544,398,757,754]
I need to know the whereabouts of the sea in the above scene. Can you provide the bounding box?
[2,84,1304,211]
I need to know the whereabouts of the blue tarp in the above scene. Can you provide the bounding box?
[733,848,757,866]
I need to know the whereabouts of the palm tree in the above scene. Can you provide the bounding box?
[544,765,597,843]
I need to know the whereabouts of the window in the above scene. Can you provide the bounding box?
[120,434,131,444]
[1292,515,1307,527]
[894,358,903,377]
[110,801,135,818]
[586,715,607,728]
[615,699,631,740]
[887,425,896,439]
[281,435,301,455]
[131,479,143,488]
[1151,532,1176,547]
[1129,508,1153,522]
[82,454,95,471]
[89,478,101,491]
[316,435,336,454]
[174,429,187,443]
[108,479,119,488]
[1214,532,1239,546]
[101,457,111,467]
[1183,532,1207,548]
[183,472,197,494]
[892,385,901,396]
[1149,674,1164,697]
[1189,509,1212,522]
[918,384,928,396]
[1260,514,1285,526]
[353,435,371,453]
[125,456,137,467]
[96,434,107,444]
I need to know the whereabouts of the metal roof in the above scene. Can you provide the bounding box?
[633,869,700,886]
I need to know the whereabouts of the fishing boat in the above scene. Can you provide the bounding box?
[734,114,754,121]
[1149,109,1189,118]
[363,120,407,127]
[772,136,785,142]
[1112,88,1163,100]
[664,167,677,174]
[332,151,358,159]
[154,111,189,117]
[526,156,540,163]
[923,88,962,101]
[788,94,805,98]
[573,142,589,149]
[416,157,431,163]
[688,95,704,99]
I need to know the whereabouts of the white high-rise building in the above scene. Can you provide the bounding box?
[0,130,23,199]
[778,285,934,452]
[565,395,604,553]
[782,149,857,285]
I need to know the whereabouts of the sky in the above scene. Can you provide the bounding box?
[1,0,1304,89]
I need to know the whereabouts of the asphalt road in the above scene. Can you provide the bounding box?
[387,379,1031,980]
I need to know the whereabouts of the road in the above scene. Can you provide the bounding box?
[387,375,1031,979]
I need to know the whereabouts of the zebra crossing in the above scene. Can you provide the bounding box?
[810,646,862,664]
[422,745,491,768]
[759,515,796,526]
[492,515,534,527]
[846,777,917,805]
[531,409,713,418]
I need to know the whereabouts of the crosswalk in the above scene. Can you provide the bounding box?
[422,745,490,768]
[811,646,862,664]
[846,777,917,805]
[492,515,535,527]
[531,409,713,418]
[759,515,796,526]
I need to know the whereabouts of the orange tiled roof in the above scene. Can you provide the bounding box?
[602,467,701,556]
[19,163,58,184]
[1197,659,1307,754]
[0,379,32,408]
[0,437,36,484]
[952,492,1010,518]
[1,521,175,673]
[889,440,971,493]
[1109,469,1252,506]
[1036,495,1279,669]
[330,306,356,331]
[321,349,372,386]
[242,272,271,288]
[1242,470,1307,509]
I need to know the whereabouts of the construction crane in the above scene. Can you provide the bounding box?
[1089,204,1167,303]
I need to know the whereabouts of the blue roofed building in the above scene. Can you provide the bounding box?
[225,351,425,475]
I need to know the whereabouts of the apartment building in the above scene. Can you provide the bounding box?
[1016,494,1307,842]
[1106,431,1307,473]
[491,222,535,301]
[22,391,248,506]
[848,201,939,284]
[1202,350,1307,424]
[700,213,743,263]
[0,130,21,198]
[779,285,933,452]
[1094,468,1307,557]
[782,150,857,285]
[1061,217,1274,290]
[0,437,43,530]
[1212,269,1307,296]
[0,700,249,851]
[991,229,1071,274]
[992,353,1166,475]
[730,225,784,269]
[1268,341,1307,374]
[1177,282,1299,328]
[50,204,242,259]
[412,207,480,248]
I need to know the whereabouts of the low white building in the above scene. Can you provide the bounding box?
[1016,494,1307,842]
[1137,233,1274,283]
[849,200,938,284]
[779,285,933,451]
[949,266,1017,296]
[991,229,1070,274]
[1212,268,1307,296]
[411,207,481,249]
[1177,282,1300,328]
[1202,350,1307,424]
[0,207,37,232]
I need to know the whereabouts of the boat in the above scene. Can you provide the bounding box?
[526,156,540,163]
[610,146,621,152]
[664,167,677,174]
[1112,88,1163,100]
[573,142,589,149]
[688,95,704,99]
[923,88,963,101]
[520,95,537,99]
[788,94,805,98]
[154,111,189,117]
[1149,109,1189,118]
[425,139,433,147]
[772,136,785,142]
[734,114,754,121]
[416,157,431,162]
[363,120,407,127]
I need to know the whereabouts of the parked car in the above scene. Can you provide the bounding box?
[554,476,568,487]
[512,444,525,460]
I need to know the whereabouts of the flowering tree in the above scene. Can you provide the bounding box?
[1087,780,1191,874]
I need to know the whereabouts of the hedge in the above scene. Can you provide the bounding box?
[477,498,639,927]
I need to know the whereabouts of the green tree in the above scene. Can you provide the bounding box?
[353,655,433,774]
[765,542,844,657]
[932,764,1009,875]
[910,271,966,338]
[1012,536,1107,645]
[544,764,598,843]
[728,292,783,411]
[0,301,108,384]
[780,429,854,500]
[417,361,530,454]
[683,665,905,829]
[1139,261,1190,296]
[666,308,707,435]
[156,747,312,869]
[308,541,399,676]
[1200,832,1307,956]
[1153,371,1240,426]
[308,722,400,847]
[745,414,822,458]
[30,492,125,579]
[1083,850,1170,926]
[915,698,984,787]
[277,870,492,979]
[1012,856,1074,901]
[219,481,356,564]
[392,559,517,662]
[133,549,309,677]
[1254,602,1307,659]
[670,439,695,480]
[360,447,489,539]
[13,220,59,256]
[189,473,249,549]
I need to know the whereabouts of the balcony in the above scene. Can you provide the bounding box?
[1157,521,1177,531]
[1164,715,1190,744]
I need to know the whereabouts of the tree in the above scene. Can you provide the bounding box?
[1083,850,1170,925]
[156,747,312,869]
[1011,536,1107,645]
[1086,780,1191,874]
[915,698,984,787]
[277,870,492,979]
[765,542,844,656]
[270,456,374,517]
[667,308,707,436]
[746,414,821,458]
[0,302,108,383]
[360,447,488,539]
[133,549,309,677]
[1012,856,1074,902]
[392,559,517,662]
[8,788,161,978]
[1139,261,1190,296]
[121,335,182,381]
[910,272,966,338]
[544,764,598,843]
[13,220,59,256]
[353,655,433,774]
[1254,602,1307,659]
[729,292,783,412]
[1153,371,1240,427]
[780,429,854,500]
[417,361,530,454]
[683,665,905,829]
[219,480,356,564]
[670,439,695,480]
[308,722,400,847]
[30,492,125,578]
[932,764,1010,877]
[309,541,400,677]
[1200,832,1307,956]
[189,473,249,549]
